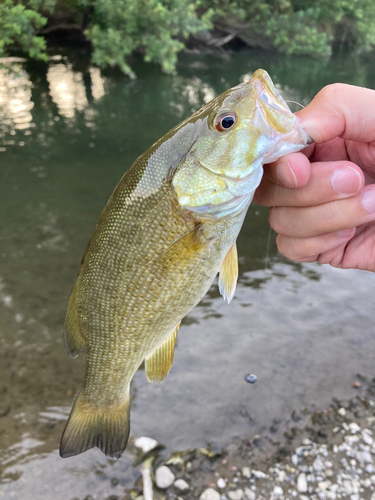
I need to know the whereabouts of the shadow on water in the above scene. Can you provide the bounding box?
[1,49,375,499]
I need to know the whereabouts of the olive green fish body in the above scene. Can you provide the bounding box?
[60,70,310,459]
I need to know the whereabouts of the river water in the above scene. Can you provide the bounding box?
[0,49,374,499]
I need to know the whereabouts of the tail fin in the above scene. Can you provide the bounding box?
[60,390,130,459]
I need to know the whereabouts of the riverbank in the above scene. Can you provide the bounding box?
[127,377,375,500]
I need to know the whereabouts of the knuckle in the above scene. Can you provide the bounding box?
[318,83,349,103]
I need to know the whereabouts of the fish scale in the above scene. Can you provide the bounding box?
[60,69,310,459]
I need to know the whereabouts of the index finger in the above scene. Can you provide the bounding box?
[296,83,375,144]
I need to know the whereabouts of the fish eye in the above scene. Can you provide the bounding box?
[214,111,237,132]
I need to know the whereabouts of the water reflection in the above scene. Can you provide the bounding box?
[0,62,33,137]
[47,63,88,119]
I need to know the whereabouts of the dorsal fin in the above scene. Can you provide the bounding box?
[145,322,180,384]
[64,281,85,357]
[218,243,238,304]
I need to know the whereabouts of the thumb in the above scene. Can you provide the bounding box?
[296,83,375,144]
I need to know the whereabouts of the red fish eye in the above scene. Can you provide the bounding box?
[214,112,237,132]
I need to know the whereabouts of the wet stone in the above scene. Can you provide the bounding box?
[174,479,189,492]
[155,466,175,489]
[134,436,158,453]
[297,473,307,493]
[241,467,251,479]
[217,478,226,489]
[244,488,255,500]
[199,488,221,500]
[227,489,244,500]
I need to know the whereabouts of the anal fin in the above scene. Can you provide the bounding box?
[145,322,180,384]
[64,281,85,357]
[218,242,238,304]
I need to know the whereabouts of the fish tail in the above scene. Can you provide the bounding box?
[60,390,130,459]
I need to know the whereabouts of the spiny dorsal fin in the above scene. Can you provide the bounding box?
[63,281,85,358]
[145,322,180,384]
[218,243,238,304]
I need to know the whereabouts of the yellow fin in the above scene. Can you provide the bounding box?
[145,322,180,384]
[63,281,85,358]
[60,390,130,459]
[218,243,238,303]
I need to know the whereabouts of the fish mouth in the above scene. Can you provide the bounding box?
[183,192,252,219]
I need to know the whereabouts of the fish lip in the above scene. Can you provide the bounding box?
[195,156,257,184]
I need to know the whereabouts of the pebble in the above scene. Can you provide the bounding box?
[244,488,255,500]
[200,488,221,500]
[155,466,175,489]
[134,436,158,453]
[363,431,374,445]
[241,467,251,479]
[349,423,361,434]
[217,478,226,489]
[313,456,325,472]
[297,473,307,493]
[252,470,267,479]
[291,454,299,466]
[272,485,283,496]
[227,489,243,500]
[245,374,257,384]
[174,479,189,492]
[338,407,347,416]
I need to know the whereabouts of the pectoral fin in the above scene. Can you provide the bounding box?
[145,322,180,384]
[218,243,238,303]
[64,281,85,357]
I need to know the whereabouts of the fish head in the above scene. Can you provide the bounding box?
[173,69,310,219]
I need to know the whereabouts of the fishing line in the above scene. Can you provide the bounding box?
[285,100,305,109]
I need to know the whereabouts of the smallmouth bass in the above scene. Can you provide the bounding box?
[60,69,309,459]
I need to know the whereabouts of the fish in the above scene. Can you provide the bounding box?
[60,69,309,459]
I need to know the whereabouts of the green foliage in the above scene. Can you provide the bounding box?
[0,0,55,60]
[1,0,375,75]
[85,0,212,78]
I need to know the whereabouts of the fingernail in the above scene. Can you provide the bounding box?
[362,189,375,214]
[331,166,361,195]
[277,160,297,187]
[337,228,354,238]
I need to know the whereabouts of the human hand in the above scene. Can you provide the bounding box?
[254,83,375,271]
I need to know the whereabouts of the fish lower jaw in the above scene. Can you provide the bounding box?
[183,192,253,220]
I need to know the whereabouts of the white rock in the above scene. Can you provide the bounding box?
[349,422,361,434]
[345,435,359,444]
[343,479,359,495]
[134,436,158,453]
[362,478,372,488]
[244,488,255,500]
[252,470,267,479]
[242,467,251,479]
[318,480,331,490]
[297,473,307,493]
[277,470,286,482]
[200,488,221,500]
[272,486,283,496]
[366,464,375,473]
[174,479,189,492]
[227,489,244,500]
[338,407,347,416]
[299,496,309,500]
[313,456,325,472]
[155,466,175,489]
[356,450,373,463]
[363,431,374,446]
[217,478,226,489]
[291,454,299,466]
[342,422,349,431]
